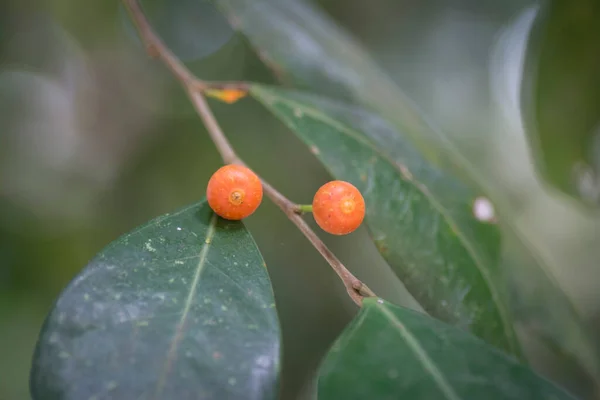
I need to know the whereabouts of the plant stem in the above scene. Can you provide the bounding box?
[294,204,314,214]
[122,0,376,306]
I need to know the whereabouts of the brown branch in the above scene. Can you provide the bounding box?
[122,0,376,306]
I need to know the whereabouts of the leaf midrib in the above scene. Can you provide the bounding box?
[154,213,218,398]
[374,301,462,400]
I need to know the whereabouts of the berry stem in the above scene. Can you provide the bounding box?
[294,204,314,214]
[122,0,376,307]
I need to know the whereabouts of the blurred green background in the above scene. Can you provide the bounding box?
[1,0,599,399]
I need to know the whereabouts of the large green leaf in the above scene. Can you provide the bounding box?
[522,0,600,205]
[30,200,280,400]
[252,85,518,356]
[318,298,577,400]
[250,85,600,391]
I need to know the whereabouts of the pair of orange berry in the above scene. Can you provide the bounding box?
[206,164,365,235]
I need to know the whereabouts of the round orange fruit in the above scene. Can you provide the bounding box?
[312,180,365,235]
[207,164,263,220]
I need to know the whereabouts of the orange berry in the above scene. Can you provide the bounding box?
[206,164,263,220]
[312,180,365,235]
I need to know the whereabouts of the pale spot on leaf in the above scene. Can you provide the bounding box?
[473,196,496,223]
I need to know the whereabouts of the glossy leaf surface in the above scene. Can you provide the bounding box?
[30,201,280,400]
[318,298,577,400]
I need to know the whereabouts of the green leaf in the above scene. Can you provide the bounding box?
[318,298,577,400]
[30,200,280,400]
[522,0,600,205]
[250,85,600,391]
[213,0,470,177]
[252,85,518,356]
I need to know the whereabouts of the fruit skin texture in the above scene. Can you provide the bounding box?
[312,180,365,235]
[207,164,263,220]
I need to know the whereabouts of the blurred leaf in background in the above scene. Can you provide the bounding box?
[521,0,600,206]
[120,0,235,62]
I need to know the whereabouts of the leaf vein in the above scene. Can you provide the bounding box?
[154,213,218,398]
[376,302,462,400]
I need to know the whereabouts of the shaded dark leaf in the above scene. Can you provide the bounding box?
[121,0,235,61]
[213,0,462,171]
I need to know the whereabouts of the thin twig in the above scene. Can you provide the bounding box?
[122,0,376,306]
